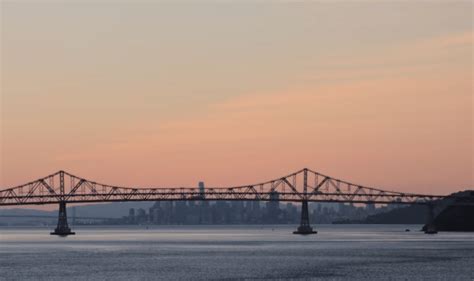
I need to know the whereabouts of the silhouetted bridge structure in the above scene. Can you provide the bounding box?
[0,169,465,235]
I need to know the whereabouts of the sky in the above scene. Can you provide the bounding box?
[1,1,473,196]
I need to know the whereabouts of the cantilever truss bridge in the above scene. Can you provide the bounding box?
[1,168,462,235]
[0,169,446,206]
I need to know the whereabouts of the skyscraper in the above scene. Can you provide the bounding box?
[199,181,205,199]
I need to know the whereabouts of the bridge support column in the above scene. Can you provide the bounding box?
[51,201,75,236]
[424,203,437,234]
[293,200,317,234]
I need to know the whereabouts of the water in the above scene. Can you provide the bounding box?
[1,225,473,280]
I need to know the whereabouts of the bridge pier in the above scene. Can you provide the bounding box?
[423,203,437,234]
[293,200,317,234]
[51,201,75,236]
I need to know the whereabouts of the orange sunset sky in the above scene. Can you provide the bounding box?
[0,1,473,196]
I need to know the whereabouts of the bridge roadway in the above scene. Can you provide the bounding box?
[0,168,461,236]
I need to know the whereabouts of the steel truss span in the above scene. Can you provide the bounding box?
[0,169,446,206]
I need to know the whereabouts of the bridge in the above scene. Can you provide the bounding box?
[0,168,459,236]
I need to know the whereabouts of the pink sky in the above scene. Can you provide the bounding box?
[1,2,472,197]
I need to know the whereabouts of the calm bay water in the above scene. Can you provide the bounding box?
[1,225,473,280]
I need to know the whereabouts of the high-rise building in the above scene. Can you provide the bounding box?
[365,202,376,213]
[137,208,147,223]
[175,201,187,224]
[199,181,205,199]
[266,191,280,223]
[128,208,135,224]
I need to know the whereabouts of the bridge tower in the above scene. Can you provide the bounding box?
[423,203,438,234]
[293,169,317,234]
[51,171,75,236]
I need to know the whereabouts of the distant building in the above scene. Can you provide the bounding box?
[136,208,147,223]
[366,202,376,214]
[199,181,205,199]
[175,201,187,224]
[128,208,135,224]
[266,191,280,223]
